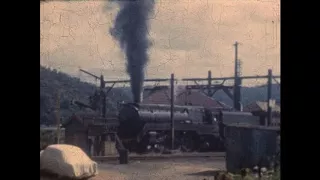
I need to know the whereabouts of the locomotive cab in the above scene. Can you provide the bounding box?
[203,109,214,124]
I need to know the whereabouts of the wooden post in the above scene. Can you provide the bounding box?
[208,70,212,96]
[94,136,100,156]
[100,75,106,118]
[56,90,61,144]
[267,69,273,126]
[101,135,106,156]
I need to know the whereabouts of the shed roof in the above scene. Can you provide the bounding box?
[243,101,281,113]
[142,85,232,109]
[62,111,100,128]
[62,110,118,128]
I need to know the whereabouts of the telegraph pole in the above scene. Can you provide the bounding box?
[234,41,242,111]
[207,71,212,96]
[267,69,273,126]
[170,73,175,150]
[100,74,106,118]
[234,41,239,78]
[56,90,61,144]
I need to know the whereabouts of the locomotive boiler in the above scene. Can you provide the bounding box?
[117,103,222,153]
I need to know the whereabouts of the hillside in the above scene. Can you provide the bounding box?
[40,66,280,125]
[40,66,131,125]
[121,85,280,107]
[213,84,280,107]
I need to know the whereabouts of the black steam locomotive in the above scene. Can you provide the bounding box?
[116,103,260,153]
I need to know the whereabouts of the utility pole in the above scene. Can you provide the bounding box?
[267,69,273,126]
[234,41,239,78]
[56,90,61,144]
[99,74,107,155]
[170,73,175,150]
[234,41,242,111]
[100,75,106,118]
[207,71,212,96]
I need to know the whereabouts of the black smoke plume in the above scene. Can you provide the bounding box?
[109,0,155,103]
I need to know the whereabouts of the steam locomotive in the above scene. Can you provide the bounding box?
[116,102,260,153]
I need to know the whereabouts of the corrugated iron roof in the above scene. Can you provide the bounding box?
[63,110,119,128]
[243,101,281,113]
[62,114,84,128]
[62,110,100,127]
[142,86,232,109]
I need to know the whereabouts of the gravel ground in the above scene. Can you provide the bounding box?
[92,157,226,180]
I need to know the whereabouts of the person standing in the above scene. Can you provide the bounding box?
[87,138,93,157]
[100,135,106,156]
[94,136,100,156]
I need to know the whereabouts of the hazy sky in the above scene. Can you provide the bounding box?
[40,0,280,86]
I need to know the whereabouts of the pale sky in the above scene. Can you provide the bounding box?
[40,0,280,86]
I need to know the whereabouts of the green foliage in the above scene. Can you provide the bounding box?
[243,170,280,180]
[224,173,280,180]
[213,85,280,107]
[218,166,280,180]
[40,66,131,125]
[40,130,55,149]
[271,169,280,180]
[40,128,65,149]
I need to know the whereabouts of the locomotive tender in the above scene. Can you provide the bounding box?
[116,102,260,153]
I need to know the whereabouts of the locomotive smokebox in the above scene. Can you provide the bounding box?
[118,103,140,123]
[117,102,144,139]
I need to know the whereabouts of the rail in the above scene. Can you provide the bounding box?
[92,152,225,162]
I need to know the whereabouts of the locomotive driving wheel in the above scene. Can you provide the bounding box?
[153,143,165,153]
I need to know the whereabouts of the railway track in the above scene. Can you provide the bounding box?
[92,152,225,162]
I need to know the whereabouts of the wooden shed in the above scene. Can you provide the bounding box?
[243,101,281,126]
[62,114,89,154]
[62,112,119,156]
[225,124,280,173]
